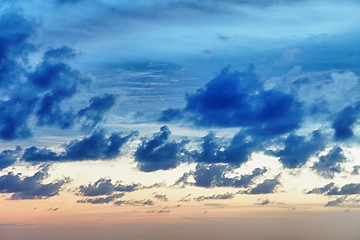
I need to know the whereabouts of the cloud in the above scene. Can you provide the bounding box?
[114,199,154,206]
[0,11,35,88]
[193,131,259,167]
[176,163,267,188]
[256,198,270,206]
[22,130,138,162]
[311,146,347,179]
[194,192,235,201]
[78,94,116,131]
[0,146,21,170]
[0,168,69,200]
[307,183,335,194]
[325,197,346,207]
[352,165,360,175]
[154,193,168,201]
[245,176,281,194]
[77,193,125,204]
[332,103,360,140]
[161,66,302,137]
[307,183,360,195]
[30,46,91,129]
[267,130,325,168]
[134,126,189,172]
[78,178,140,197]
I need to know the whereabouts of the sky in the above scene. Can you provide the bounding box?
[1,0,360,239]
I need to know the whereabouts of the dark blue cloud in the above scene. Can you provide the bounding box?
[134,126,189,172]
[267,130,325,168]
[194,131,258,167]
[0,146,21,170]
[307,182,360,195]
[0,168,69,200]
[30,47,91,129]
[332,103,360,140]
[312,146,347,179]
[246,176,280,194]
[78,178,140,196]
[161,67,302,137]
[0,12,38,140]
[22,130,138,162]
[178,163,267,188]
[0,97,38,140]
[307,183,335,194]
[78,94,116,131]
[0,12,35,87]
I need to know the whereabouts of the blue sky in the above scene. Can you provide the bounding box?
[1,1,360,239]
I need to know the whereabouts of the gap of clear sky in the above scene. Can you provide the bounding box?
[0,0,360,239]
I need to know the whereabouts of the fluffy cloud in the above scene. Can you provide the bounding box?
[0,168,69,200]
[267,131,325,168]
[78,178,140,197]
[161,67,302,137]
[311,146,347,179]
[22,130,138,162]
[307,183,360,195]
[134,126,189,172]
[176,163,267,188]
[0,146,21,170]
[245,176,281,194]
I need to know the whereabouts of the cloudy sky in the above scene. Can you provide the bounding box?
[1,0,360,239]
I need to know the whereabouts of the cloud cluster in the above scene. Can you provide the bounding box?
[161,67,302,137]
[0,12,116,141]
[134,126,189,172]
[307,183,360,195]
[22,130,138,162]
[0,167,69,200]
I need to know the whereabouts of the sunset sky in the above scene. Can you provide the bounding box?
[1,1,360,239]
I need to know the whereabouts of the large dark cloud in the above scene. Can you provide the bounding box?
[176,163,267,188]
[161,67,302,137]
[267,130,325,168]
[22,130,138,162]
[311,146,347,179]
[0,168,69,199]
[134,126,189,172]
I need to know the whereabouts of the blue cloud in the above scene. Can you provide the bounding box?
[332,103,360,140]
[134,126,189,172]
[0,146,21,170]
[246,176,280,194]
[0,168,69,200]
[267,130,325,168]
[307,182,360,195]
[194,131,258,167]
[177,163,267,188]
[77,193,125,204]
[161,66,302,137]
[312,146,347,179]
[194,192,235,201]
[78,93,116,131]
[22,130,138,162]
[78,178,139,196]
